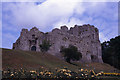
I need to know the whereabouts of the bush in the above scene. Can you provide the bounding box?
[60,45,82,63]
[39,40,51,52]
[102,36,120,70]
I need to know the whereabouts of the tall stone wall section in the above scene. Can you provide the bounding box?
[13,24,103,63]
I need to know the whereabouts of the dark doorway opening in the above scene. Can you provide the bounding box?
[91,55,94,60]
[91,55,98,62]
[31,46,36,51]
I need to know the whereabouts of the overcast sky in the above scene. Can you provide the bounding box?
[1,0,119,49]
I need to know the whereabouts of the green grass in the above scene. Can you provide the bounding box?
[2,48,79,71]
[74,62,119,73]
[2,48,120,73]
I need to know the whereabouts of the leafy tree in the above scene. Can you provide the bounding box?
[39,40,51,52]
[102,36,120,70]
[60,45,82,63]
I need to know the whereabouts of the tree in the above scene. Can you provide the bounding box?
[39,40,51,53]
[60,45,82,63]
[102,36,120,70]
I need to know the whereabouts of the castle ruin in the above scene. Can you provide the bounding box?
[13,24,103,63]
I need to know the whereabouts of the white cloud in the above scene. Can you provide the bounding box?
[3,1,117,30]
[1,0,46,2]
[1,0,119,2]
[2,0,118,49]
[2,0,82,31]
[53,17,85,29]
[99,32,108,42]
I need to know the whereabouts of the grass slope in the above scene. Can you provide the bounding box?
[2,48,78,71]
[2,48,120,73]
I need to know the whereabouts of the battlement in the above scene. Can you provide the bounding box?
[20,24,98,36]
[30,27,39,31]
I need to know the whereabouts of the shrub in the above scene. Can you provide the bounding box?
[39,40,51,52]
[60,45,82,63]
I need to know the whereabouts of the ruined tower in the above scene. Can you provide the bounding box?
[13,24,103,63]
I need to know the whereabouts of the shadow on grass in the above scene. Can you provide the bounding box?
[68,62,79,67]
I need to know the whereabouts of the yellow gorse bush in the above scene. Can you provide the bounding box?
[40,71,44,75]
[30,70,37,73]
[2,67,120,78]
[103,73,120,75]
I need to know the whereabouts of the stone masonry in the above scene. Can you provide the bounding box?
[13,24,103,63]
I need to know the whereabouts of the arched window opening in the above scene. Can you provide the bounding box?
[32,34,35,39]
[91,55,97,62]
[31,46,36,51]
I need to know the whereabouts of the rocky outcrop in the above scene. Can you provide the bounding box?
[13,24,103,63]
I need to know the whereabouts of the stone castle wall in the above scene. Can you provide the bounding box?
[13,24,103,63]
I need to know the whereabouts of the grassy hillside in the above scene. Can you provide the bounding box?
[2,48,120,73]
[2,48,79,71]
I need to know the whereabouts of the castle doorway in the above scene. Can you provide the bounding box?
[91,55,97,62]
[31,46,36,51]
